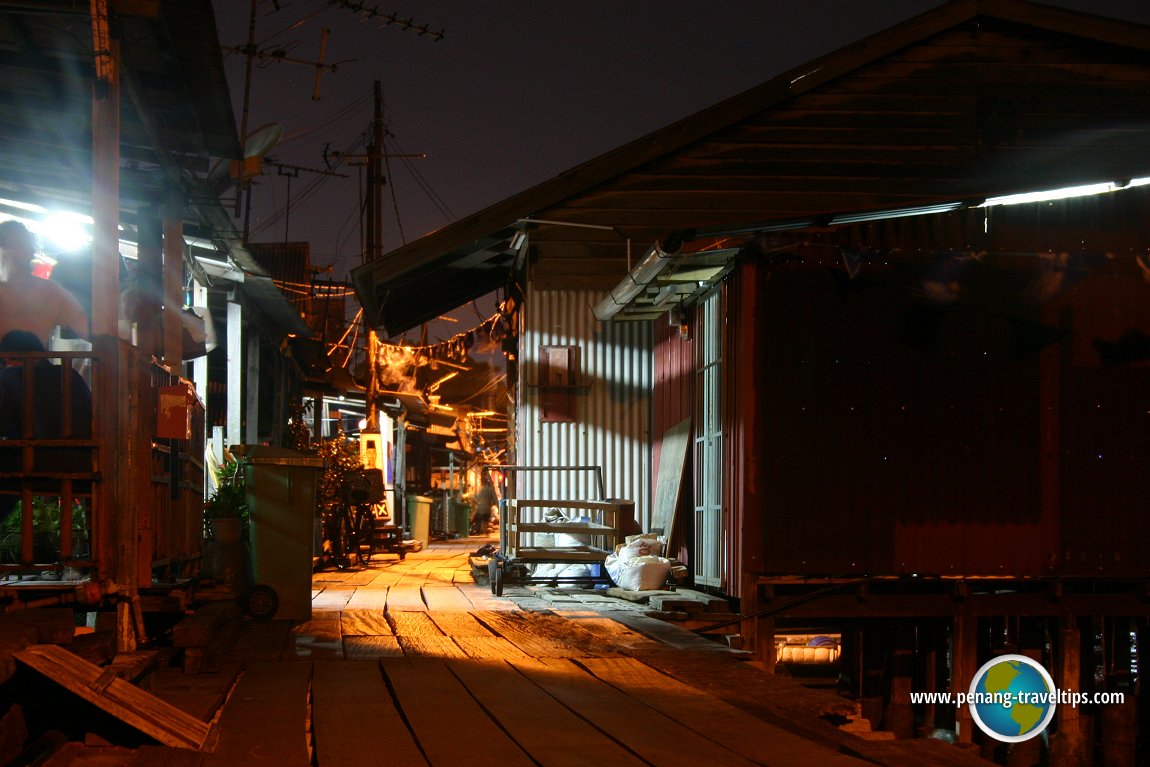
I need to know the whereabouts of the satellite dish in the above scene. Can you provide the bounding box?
[207,123,284,193]
[244,123,284,160]
[207,158,231,189]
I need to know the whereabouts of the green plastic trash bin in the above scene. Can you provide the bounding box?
[449,499,471,536]
[237,446,323,621]
[406,494,432,547]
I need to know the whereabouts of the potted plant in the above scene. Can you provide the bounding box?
[205,458,247,544]
[0,497,89,565]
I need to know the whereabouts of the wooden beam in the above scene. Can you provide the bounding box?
[758,591,1150,618]
[14,644,210,750]
[162,194,184,366]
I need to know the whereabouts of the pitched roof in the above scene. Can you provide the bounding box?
[353,0,1150,334]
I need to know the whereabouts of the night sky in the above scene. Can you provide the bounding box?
[210,1,1150,298]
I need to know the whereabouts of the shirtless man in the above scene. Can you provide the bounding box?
[0,220,89,346]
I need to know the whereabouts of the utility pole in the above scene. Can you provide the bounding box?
[365,80,384,432]
[318,82,424,434]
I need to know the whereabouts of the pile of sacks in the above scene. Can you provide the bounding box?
[532,508,597,581]
[604,533,673,591]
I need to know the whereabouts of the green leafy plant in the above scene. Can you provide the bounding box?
[316,432,363,509]
[0,497,89,563]
[205,459,248,521]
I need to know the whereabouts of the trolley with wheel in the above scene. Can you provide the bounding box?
[489,497,623,596]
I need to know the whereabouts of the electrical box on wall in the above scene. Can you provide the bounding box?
[537,345,584,423]
[157,382,194,440]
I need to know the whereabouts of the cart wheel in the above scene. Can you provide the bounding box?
[398,546,406,560]
[488,559,499,595]
[245,585,279,620]
[492,562,505,597]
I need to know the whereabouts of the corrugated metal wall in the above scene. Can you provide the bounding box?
[516,287,652,528]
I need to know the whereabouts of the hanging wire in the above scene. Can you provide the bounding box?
[388,134,455,221]
[378,84,407,245]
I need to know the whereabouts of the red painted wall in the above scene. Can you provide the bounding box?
[651,315,694,562]
[746,256,1150,578]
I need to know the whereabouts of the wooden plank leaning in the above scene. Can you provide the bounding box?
[14,644,211,750]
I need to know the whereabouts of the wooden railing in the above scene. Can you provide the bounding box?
[0,349,99,577]
[0,342,206,586]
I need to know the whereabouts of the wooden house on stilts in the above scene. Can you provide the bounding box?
[0,1,309,659]
[354,0,1150,759]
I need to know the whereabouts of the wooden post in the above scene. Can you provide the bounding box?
[136,210,162,357]
[1007,621,1045,767]
[90,7,119,337]
[162,195,184,366]
[757,582,776,674]
[244,328,260,443]
[887,622,915,739]
[90,13,139,651]
[919,621,939,737]
[1101,617,1136,767]
[226,301,242,449]
[952,613,978,747]
[1101,697,1137,767]
[1050,617,1086,767]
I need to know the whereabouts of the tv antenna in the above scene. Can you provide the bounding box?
[325,1,446,41]
[227,27,353,102]
[267,160,350,242]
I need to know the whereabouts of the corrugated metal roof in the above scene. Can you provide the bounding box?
[353,0,1150,330]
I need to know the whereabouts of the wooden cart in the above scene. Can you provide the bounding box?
[489,497,623,596]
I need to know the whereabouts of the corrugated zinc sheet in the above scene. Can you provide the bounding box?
[517,288,652,529]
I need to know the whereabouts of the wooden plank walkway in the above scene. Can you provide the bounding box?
[67,534,987,767]
[165,535,883,767]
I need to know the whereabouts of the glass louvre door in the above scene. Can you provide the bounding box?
[694,290,723,588]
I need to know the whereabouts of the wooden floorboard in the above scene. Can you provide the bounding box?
[293,612,341,640]
[452,636,532,659]
[340,609,393,636]
[310,587,353,611]
[471,611,594,658]
[343,568,379,586]
[226,621,292,663]
[202,661,312,766]
[421,585,475,611]
[461,587,520,611]
[581,656,873,767]
[344,635,403,658]
[398,635,469,658]
[312,660,428,766]
[388,611,443,636]
[289,613,344,660]
[426,611,494,637]
[557,613,664,651]
[382,658,536,767]
[344,586,389,611]
[607,609,740,653]
[512,657,762,767]
[448,658,649,767]
[384,585,428,612]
